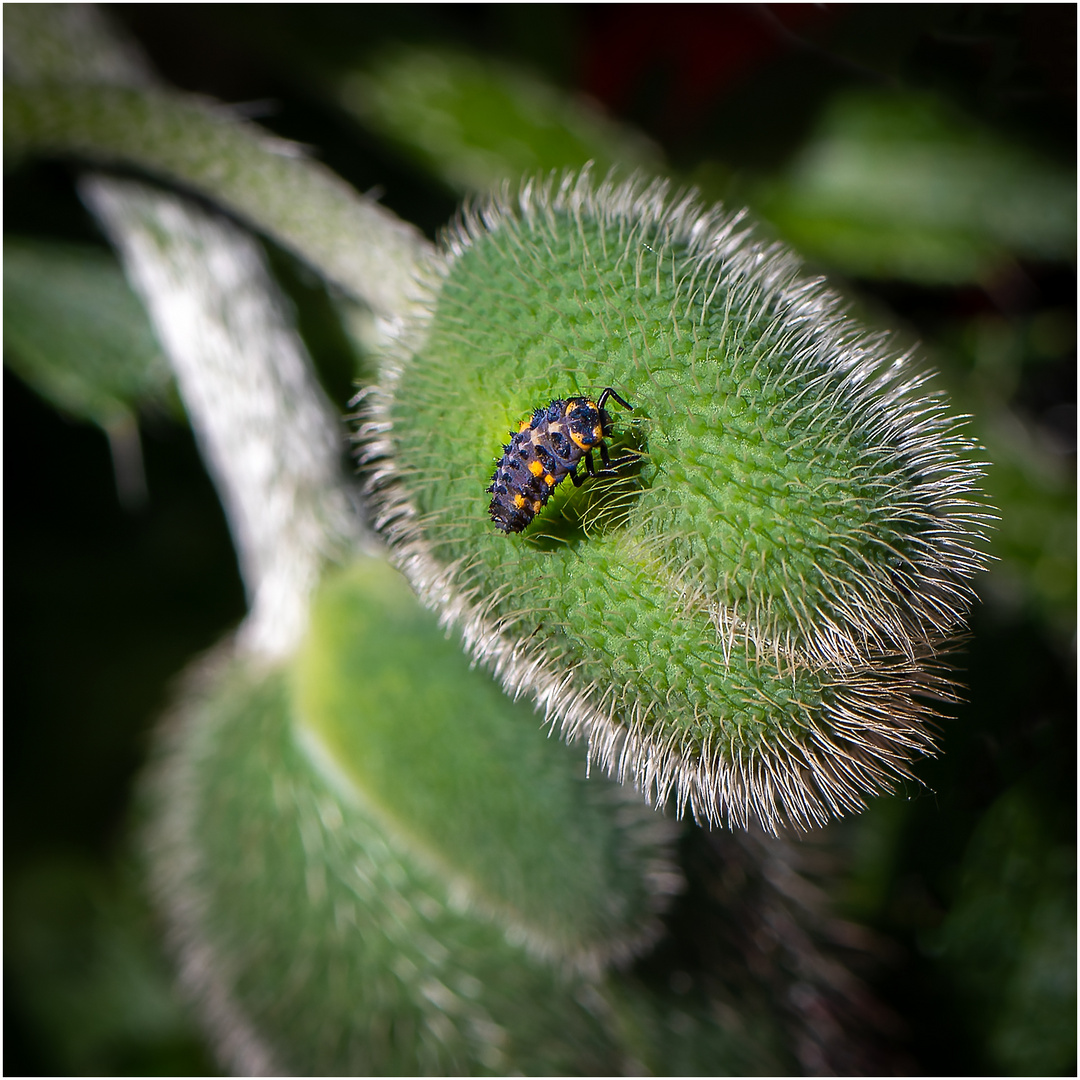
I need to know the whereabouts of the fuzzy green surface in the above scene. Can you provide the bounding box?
[147,641,788,1075]
[551,536,830,757]
[389,203,957,768]
[294,559,669,962]
[153,650,622,1074]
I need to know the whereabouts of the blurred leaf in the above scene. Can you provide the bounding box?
[976,413,1076,636]
[928,785,1076,1075]
[4,236,172,427]
[755,90,1076,283]
[938,310,1076,638]
[5,858,212,1076]
[339,46,662,193]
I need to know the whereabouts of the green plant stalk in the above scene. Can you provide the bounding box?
[365,170,993,833]
[4,80,429,323]
[74,142,690,1073]
[3,3,156,87]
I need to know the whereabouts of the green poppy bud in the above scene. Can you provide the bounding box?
[364,171,992,833]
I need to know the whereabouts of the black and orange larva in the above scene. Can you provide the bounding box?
[486,388,633,533]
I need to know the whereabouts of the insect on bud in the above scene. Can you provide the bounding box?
[363,170,993,833]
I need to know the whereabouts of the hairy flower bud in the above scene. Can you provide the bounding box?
[364,171,993,832]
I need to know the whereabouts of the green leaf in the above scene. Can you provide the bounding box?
[755,90,1077,283]
[4,236,172,427]
[933,308,1076,637]
[978,419,1076,635]
[340,46,662,193]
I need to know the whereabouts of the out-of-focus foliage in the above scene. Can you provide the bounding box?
[3,237,172,428]
[942,309,1076,639]
[754,90,1076,284]
[339,46,662,194]
[5,858,214,1076]
[929,784,1076,1076]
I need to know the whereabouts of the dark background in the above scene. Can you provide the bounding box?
[6,5,1075,1075]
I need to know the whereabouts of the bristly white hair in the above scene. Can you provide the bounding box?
[360,168,993,834]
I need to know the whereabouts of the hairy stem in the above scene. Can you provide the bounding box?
[5,80,431,325]
[83,177,363,658]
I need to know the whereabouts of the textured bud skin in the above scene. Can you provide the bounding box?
[145,650,627,1075]
[143,570,780,1075]
[366,172,991,832]
[295,559,680,972]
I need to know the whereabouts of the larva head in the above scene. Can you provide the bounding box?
[365,171,992,833]
[564,397,605,452]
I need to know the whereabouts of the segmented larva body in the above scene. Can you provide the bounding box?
[487,389,632,533]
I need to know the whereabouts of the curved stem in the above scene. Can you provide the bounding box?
[83,176,365,659]
[5,80,433,325]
